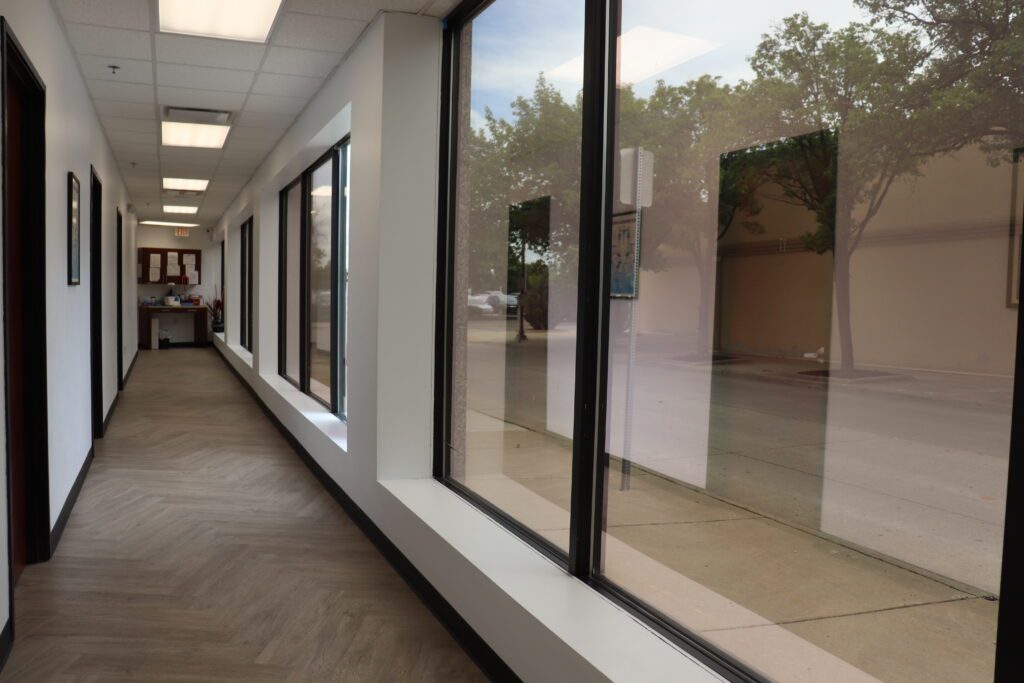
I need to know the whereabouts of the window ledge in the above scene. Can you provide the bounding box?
[380,477,723,682]
[262,372,348,451]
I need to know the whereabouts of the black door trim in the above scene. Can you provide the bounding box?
[0,15,52,641]
[116,208,123,391]
[89,167,103,438]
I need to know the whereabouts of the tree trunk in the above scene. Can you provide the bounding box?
[695,247,713,357]
[833,247,854,370]
[833,189,856,370]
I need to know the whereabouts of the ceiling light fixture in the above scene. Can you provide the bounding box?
[162,121,230,149]
[141,220,200,227]
[163,177,209,191]
[158,0,284,43]
[163,205,199,214]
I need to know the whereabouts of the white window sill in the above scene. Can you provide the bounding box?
[262,371,348,451]
[380,477,723,682]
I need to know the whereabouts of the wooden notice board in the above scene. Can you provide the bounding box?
[138,247,202,285]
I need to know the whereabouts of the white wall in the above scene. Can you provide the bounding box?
[214,12,716,682]
[0,0,134,636]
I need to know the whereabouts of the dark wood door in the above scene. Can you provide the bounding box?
[6,43,30,582]
[3,20,51,583]
[90,169,103,438]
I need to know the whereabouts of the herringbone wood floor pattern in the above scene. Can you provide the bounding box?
[1,348,486,681]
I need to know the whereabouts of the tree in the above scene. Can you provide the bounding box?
[743,13,979,370]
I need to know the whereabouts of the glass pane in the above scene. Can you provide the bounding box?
[447,0,586,551]
[599,1,1019,680]
[338,143,350,416]
[308,158,333,406]
[284,183,302,382]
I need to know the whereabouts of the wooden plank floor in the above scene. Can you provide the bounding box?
[1,348,486,681]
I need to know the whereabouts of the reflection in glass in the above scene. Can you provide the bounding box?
[283,182,302,384]
[447,0,586,551]
[308,159,333,405]
[593,1,1020,680]
[338,142,350,416]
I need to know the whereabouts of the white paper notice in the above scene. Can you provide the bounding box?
[149,254,161,267]
[149,267,161,282]
[182,253,196,265]
[167,252,179,265]
[186,269,199,283]
[167,264,181,277]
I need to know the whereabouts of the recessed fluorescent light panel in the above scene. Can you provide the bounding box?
[162,121,230,149]
[141,220,200,227]
[159,0,284,43]
[163,205,199,214]
[163,177,209,191]
[550,26,720,85]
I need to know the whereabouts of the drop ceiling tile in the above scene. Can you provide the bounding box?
[235,111,296,129]
[156,63,255,94]
[113,141,158,156]
[102,116,158,133]
[157,86,246,111]
[285,0,380,22]
[423,0,460,17]
[107,129,158,145]
[220,147,268,162]
[272,12,365,52]
[115,157,158,170]
[65,24,152,60]
[227,125,283,142]
[56,0,152,31]
[77,55,153,84]
[251,72,322,99]
[95,100,156,119]
[89,79,154,103]
[244,93,307,115]
[260,46,341,77]
[155,34,267,70]
[225,136,276,154]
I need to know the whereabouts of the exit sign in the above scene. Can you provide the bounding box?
[175,227,190,237]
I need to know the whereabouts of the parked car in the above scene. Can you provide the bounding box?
[467,293,493,319]
[485,291,519,318]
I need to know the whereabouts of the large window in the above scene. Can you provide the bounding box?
[239,216,253,352]
[437,0,1023,680]
[279,138,350,415]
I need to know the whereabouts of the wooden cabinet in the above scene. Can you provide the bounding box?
[138,247,202,285]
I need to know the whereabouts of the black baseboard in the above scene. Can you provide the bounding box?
[101,393,120,436]
[123,350,139,385]
[0,619,11,673]
[49,446,94,556]
[212,346,518,682]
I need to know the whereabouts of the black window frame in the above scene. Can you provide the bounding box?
[277,137,350,417]
[433,1,1024,681]
[240,216,254,353]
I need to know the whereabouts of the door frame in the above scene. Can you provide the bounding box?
[89,167,103,438]
[1,16,52,624]
[115,208,123,391]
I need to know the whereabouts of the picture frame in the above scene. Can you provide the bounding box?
[67,171,81,285]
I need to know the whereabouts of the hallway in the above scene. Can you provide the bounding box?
[0,349,483,681]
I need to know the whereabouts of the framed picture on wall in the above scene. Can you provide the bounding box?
[67,171,81,285]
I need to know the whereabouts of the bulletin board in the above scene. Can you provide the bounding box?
[138,247,202,285]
